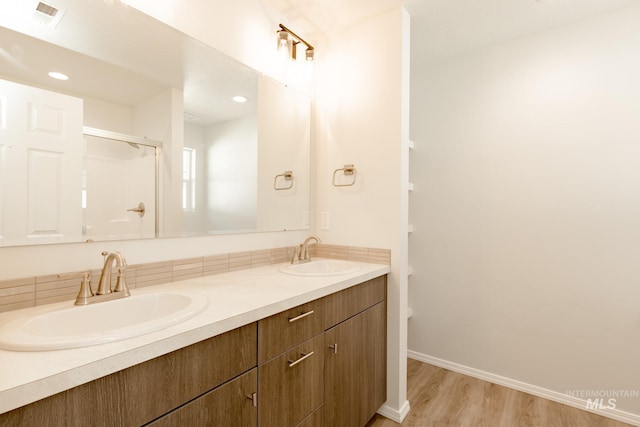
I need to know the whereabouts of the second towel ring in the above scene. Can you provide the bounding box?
[274,170,294,190]
[332,164,356,187]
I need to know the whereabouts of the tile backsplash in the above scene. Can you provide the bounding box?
[0,244,390,313]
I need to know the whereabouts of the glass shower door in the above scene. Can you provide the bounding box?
[82,131,158,241]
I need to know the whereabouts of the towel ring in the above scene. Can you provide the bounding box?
[274,170,294,190]
[332,164,356,187]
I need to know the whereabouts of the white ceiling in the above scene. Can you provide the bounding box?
[267,0,640,64]
[405,0,640,64]
[264,0,403,40]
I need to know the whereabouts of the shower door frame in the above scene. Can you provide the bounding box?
[82,126,161,238]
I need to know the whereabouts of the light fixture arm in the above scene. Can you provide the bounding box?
[279,24,314,51]
[278,23,314,60]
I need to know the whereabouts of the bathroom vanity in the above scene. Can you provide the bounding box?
[0,261,389,426]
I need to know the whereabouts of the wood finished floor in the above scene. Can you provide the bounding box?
[366,359,634,427]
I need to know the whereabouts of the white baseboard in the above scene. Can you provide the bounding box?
[377,399,411,423]
[407,350,640,426]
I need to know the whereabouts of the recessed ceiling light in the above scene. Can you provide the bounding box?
[48,71,69,81]
[232,95,248,103]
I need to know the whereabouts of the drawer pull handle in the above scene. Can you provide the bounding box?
[246,392,257,407]
[288,310,315,323]
[288,351,314,368]
[329,343,338,354]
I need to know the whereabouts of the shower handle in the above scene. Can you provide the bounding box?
[127,202,146,217]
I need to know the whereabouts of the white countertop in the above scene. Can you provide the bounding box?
[0,260,390,414]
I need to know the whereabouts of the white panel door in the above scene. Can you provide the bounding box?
[0,78,83,245]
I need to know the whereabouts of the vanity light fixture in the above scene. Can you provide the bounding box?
[277,24,314,62]
[232,95,248,103]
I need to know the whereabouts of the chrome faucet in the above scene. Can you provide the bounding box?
[74,251,130,305]
[291,235,321,264]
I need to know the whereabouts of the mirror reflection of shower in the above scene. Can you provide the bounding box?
[82,127,159,241]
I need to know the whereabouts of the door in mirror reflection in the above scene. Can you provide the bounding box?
[83,135,156,241]
[0,78,83,246]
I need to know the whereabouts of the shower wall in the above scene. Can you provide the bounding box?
[83,135,156,240]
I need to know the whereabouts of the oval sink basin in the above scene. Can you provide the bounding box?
[0,292,208,352]
[280,259,360,276]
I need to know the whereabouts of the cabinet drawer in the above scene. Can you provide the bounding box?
[258,298,324,363]
[258,334,325,427]
[148,368,257,427]
[324,275,386,329]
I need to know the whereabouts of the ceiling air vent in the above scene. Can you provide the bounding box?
[35,2,58,17]
[33,1,66,28]
[183,112,201,123]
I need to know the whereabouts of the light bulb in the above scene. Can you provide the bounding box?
[305,48,314,61]
[277,30,290,51]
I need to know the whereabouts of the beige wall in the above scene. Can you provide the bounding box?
[314,7,411,420]
[409,4,640,421]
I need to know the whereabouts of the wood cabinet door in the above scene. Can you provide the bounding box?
[258,334,325,427]
[325,302,386,427]
[148,368,257,427]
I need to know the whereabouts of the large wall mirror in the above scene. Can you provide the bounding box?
[0,0,310,247]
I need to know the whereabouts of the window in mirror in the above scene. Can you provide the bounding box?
[183,147,196,212]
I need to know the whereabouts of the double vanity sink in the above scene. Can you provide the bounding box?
[0,258,383,414]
